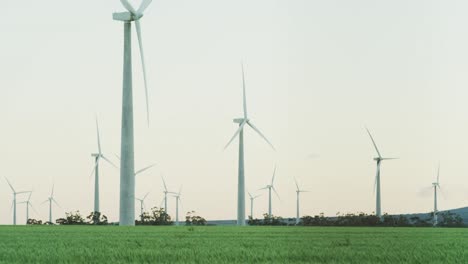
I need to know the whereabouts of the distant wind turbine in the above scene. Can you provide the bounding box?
[259,166,280,217]
[366,127,397,218]
[135,192,150,222]
[90,118,118,214]
[5,178,31,225]
[161,175,175,213]
[294,178,309,225]
[113,0,153,226]
[247,192,261,219]
[172,186,183,226]
[224,64,276,226]
[18,191,39,224]
[42,184,61,224]
[432,164,441,227]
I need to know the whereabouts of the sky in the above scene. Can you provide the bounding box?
[1,0,468,224]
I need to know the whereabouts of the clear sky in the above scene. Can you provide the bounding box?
[1,0,468,224]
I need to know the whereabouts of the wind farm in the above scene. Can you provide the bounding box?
[1,0,468,263]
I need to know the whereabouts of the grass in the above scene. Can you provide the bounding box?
[0,226,467,263]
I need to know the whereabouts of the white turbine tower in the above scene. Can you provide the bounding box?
[260,166,280,217]
[18,192,38,224]
[224,64,276,226]
[294,178,309,225]
[172,186,183,226]
[135,192,150,222]
[366,128,397,218]
[42,184,60,224]
[113,0,153,226]
[432,164,441,227]
[5,178,31,225]
[90,118,118,214]
[247,192,261,219]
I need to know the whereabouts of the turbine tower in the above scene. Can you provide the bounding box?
[260,166,280,217]
[42,184,60,224]
[172,186,183,226]
[135,192,150,222]
[294,178,309,225]
[90,118,118,214]
[366,128,397,218]
[224,64,275,226]
[247,192,261,219]
[432,164,441,227]
[113,0,152,226]
[5,178,31,225]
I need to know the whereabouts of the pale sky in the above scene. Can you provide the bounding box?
[1,0,468,224]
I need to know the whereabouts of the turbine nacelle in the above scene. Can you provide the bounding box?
[233,118,248,124]
[113,12,143,22]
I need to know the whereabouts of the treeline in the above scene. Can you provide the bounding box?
[27,208,207,226]
[248,211,466,227]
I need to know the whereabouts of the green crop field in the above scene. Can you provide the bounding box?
[0,226,466,263]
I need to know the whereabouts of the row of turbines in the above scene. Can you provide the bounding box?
[4,0,443,227]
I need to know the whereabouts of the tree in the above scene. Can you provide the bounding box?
[56,211,86,225]
[27,219,43,225]
[186,211,207,226]
[87,211,108,225]
[135,207,173,225]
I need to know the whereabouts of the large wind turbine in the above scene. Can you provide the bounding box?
[113,0,153,226]
[260,166,280,217]
[90,118,118,214]
[18,192,38,224]
[172,186,182,226]
[224,64,276,226]
[247,192,261,219]
[42,184,60,224]
[366,128,397,218]
[294,178,308,225]
[135,192,150,222]
[5,178,31,225]
[432,164,441,227]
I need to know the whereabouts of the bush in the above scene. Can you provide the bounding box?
[185,211,206,226]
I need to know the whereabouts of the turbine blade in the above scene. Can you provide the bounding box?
[381,158,398,160]
[224,120,247,150]
[178,185,183,196]
[120,0,136,14]
[248,192,253,199]
[89,157,99,180]
[246,121,275,151]
[137,0,152,15]
[373,174,377,195]
[134,20,150,126]
[101,155,119,169]
[241,63,247,119]
[31,203,40,215]
[437,163,440,184]
[161,175,168,191]
[272,187,281,201]
[365,127,382,158]
[143,192,150,201]
[51,184,54,198]
[135,163,157,176]
[95,116,102,154]
[27,191,32,201]
[294,177,299,191]
[258,186,268,191]
[41,200,48,205]
[53,198,62,209]
[4,177,15,193]
[254,194,262,199]
[271,165,277,185]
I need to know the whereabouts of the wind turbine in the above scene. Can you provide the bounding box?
[42,184,60,224]
[172,186,183,226]
[224,64,276,226]
[366,127,397,218]
[5,178,31,225]
[113,0,153,226]
[18,192,38,224]
[135,192,150,222]
[432,164,441,227]
[90,118,118,214]
[161,175,175,213]
[259,166,280,217]
[247,192,261,219]
[294,178,309,225]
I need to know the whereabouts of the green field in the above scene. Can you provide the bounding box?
[0,226,467,263]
